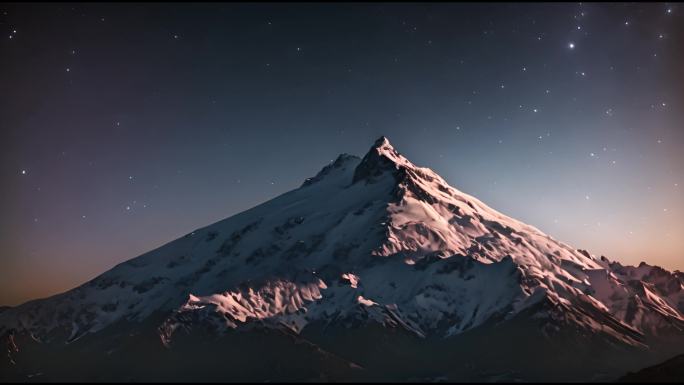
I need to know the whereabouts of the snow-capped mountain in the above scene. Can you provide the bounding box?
[2,137,683,382]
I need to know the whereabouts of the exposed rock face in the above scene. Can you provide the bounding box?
[1,136,682,382]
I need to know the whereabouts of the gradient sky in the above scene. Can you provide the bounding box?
[1,2,682,306]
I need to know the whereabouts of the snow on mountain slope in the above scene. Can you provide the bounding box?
[587,259,684,336]
[1,136,682,354]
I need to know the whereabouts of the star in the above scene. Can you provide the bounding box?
[66,68,71,72]
[667,8,672,14]
[568,42,575,49]
[20,169,27,175]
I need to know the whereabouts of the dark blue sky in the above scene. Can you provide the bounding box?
[1,2,682,305]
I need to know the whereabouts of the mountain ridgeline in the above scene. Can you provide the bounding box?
[2,137,683,382]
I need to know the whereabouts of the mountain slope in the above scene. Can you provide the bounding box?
[2,136,683,381]
[620,352,684,383]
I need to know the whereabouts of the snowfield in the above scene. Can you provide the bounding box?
[1,136,683,381]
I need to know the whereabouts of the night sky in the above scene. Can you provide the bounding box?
[1,3,682,306]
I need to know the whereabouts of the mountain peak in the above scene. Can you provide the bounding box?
[370,136,402,161]
[372,135,392,150]
[301,153,360,187]
[3,135,684,382]
[353,136,413,183]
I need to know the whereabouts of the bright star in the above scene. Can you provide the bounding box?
[568,42,575,49]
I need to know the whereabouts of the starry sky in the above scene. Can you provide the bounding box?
[1,3,682,306]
